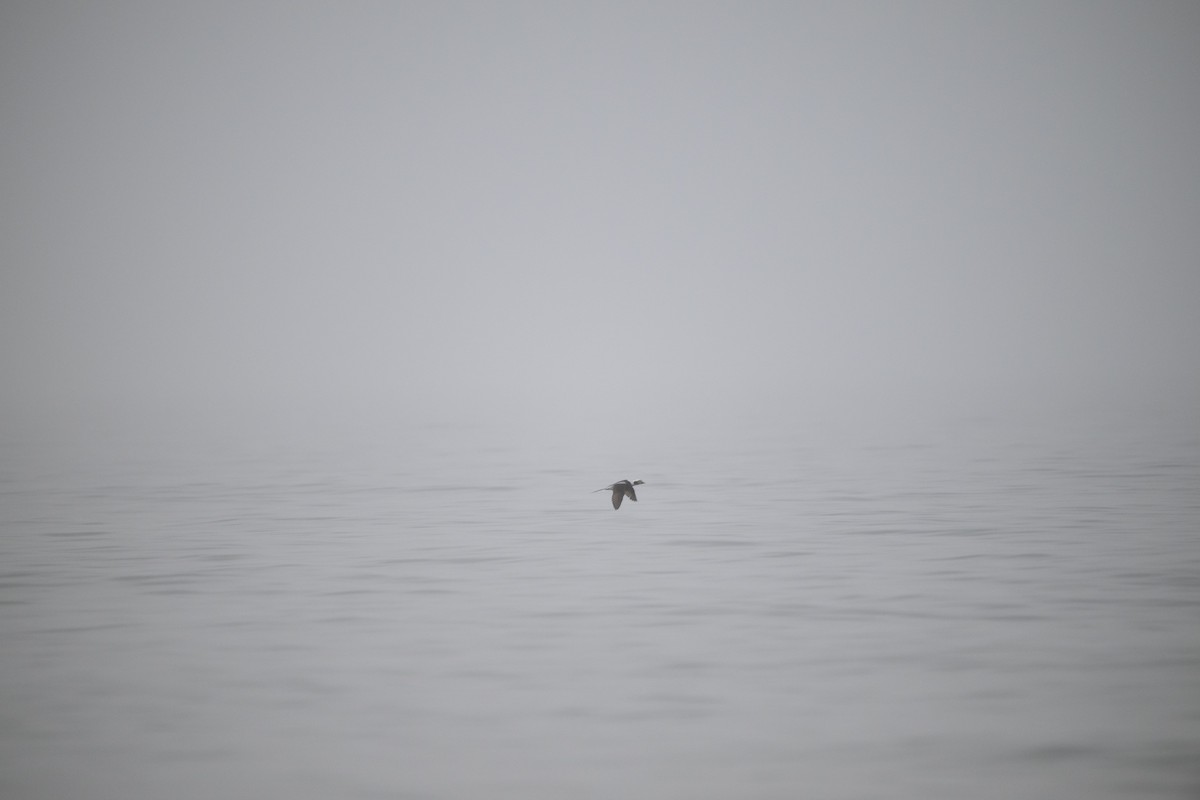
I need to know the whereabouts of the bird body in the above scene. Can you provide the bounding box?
[594,479,644,510]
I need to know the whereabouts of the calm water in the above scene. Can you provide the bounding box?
[2,418,1198,799]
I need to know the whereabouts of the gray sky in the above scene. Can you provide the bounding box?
[2,2,1198,446]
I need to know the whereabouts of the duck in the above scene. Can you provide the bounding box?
[594,479,644,510]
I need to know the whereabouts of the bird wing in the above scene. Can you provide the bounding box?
[611,488,623,509]
[627,485,638,503]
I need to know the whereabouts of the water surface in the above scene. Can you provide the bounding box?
[2,419,1197,799]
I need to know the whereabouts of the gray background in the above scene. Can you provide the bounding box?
[3,2,1197,447]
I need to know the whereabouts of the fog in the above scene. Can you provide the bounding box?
[3,2,1198,448]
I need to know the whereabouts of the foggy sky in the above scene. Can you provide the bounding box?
[2,2,1198,447]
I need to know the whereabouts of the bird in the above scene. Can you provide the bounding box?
[594,479,644,510]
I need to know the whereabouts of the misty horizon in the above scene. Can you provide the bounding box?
[2,2,1198,449]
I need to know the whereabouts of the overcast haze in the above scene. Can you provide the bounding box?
[3,6,1200,799]
[2,2,1198,448]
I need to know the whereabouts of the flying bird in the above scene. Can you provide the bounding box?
[594,479,644,510]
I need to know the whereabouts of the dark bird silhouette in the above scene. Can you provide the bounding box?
[594,479,644,510]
